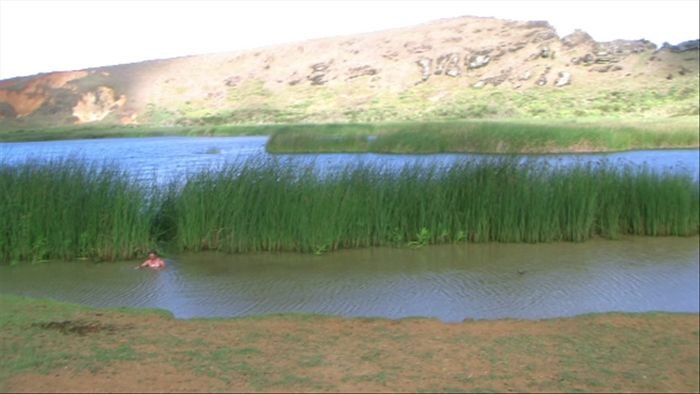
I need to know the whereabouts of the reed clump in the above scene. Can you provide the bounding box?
[0,159,157,263]
[2,158,698,263]
[168,159,699,254]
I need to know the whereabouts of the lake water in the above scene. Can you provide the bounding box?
[0,237,697,322]
[1,136,698,184]
[1,136,698,321]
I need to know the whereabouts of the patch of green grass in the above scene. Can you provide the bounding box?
[342,371,388,384]
[3,116,698,155]
[266,118,700,154]
[360,349,383,362]
[0,123,266,142]
[80,345,139,373]
[298,354,324,368]
[0,295,698,393]
[232,347,262,356]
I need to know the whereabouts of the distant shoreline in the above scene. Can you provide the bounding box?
[1,117,698,154]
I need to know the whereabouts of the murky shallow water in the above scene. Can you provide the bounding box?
[1,237,697,322]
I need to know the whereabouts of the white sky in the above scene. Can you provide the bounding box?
[0,0,698,80]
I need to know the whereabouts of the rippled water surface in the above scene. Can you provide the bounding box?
[1,136,698,183]
[1,237,697,321]
[1,137,698,320]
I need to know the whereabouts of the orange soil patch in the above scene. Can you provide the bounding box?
[0,71,88,117]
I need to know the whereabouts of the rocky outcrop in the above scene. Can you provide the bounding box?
[528,46,554,60]
[404,41,432,54]
[536,67,551,86]
[589,64,623,73]
[555,71,571,87]
[416,58,433,82]
[568,39,655,69]
[571,54,595,66]
[467,54,491,69]
[224,76,241,87]
[72,86,126,123]
[660,39,700,52]
[346,65,378,80]
[434,53,461,77]
[561,30,595,48]
[473,68,512,88]
[307,61,332,85]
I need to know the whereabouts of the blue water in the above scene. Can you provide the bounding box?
[1,136,698,184]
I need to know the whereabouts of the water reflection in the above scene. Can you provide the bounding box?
[1,237,697,322]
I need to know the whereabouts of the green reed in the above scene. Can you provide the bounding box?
[2,158,697,262]
[168,159,699,254]
[0,159,157,262]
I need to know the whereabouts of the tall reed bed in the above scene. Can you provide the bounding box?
[2,158,697,262]
[0,159,157,262]
[169,159,699,254]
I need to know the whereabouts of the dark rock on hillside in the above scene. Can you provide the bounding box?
[555,71,571,87]
[347,65,378,80]
[416,58,433,82]
[536,67,551,86]
[467,54,491,69]
[435,53,461,77]
[660,39,700,52]
[307,61,333,85]
[405,41,432,54]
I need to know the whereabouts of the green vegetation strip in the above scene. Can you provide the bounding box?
[2,118,698,155]
[0,124,264,143]
[1,158,698,263]
[0,295,698,393]
[265,119,700,154]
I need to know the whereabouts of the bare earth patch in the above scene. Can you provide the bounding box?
[1,298,698,393]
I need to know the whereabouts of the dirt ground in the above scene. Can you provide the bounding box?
[1,296,698,393]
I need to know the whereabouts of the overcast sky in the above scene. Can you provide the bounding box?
[0,0,698,80]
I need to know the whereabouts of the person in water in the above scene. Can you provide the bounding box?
[138,250,167,269]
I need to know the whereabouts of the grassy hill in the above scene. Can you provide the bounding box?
[0,15,698,134]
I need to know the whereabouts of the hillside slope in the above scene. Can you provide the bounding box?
[0,16,698,129]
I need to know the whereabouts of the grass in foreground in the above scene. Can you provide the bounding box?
[0,294,697,393]
[1,158,698,263]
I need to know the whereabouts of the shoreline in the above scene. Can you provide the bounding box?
[1,117,699,154]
